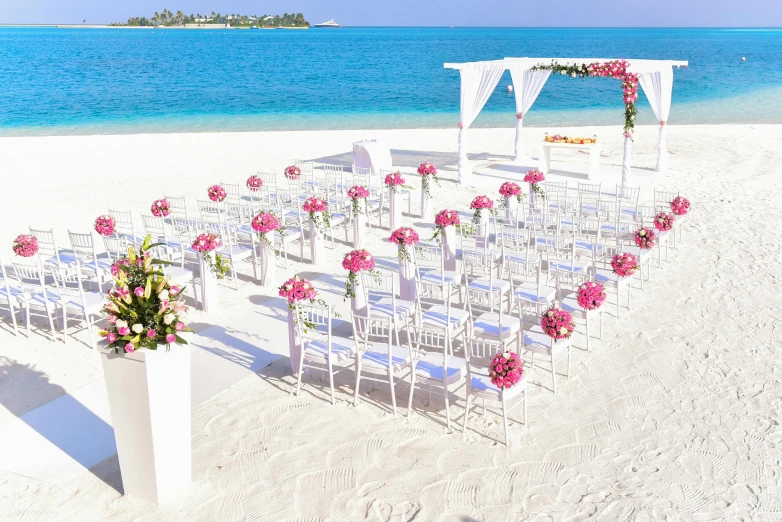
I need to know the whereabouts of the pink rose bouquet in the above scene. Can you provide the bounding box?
[94,215,116,237]
[384,171,408,193]
[192,233,221,252]
[389,227,420,263]
[576,281,606,310]
[12,234,38,258]
[634,227,657,249]
[347,185,370,215]
[489,351,524,389]
[524,169,546,198]
[541,307,576,340]
[284,165,301,180]
[302,197,328,214]
[208,185,227,203]
[432,209,461,244]
[654,212,676,232]
[499,181,523,204]
[251,212,281,250]
[246,175,263,192]
[417,162,439,198]
[611,252,639,277]
[342,249,378,298]
[670,196,690,216]
[191,233,229,277]
[303,197,330,235]
[150,199,171,217]
[279,275,330,332]
[469,195,496,224]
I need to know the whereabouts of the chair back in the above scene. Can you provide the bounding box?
[103,235,130,263]
[12,261,48,297]
[220,182,242,204]
[412,243,444,278]
[108,209,137,241]
[464,336,504,368]
[407,323,450,363]
[49,259,88,305]
[654,189,679,213]
[68,230,98,260]
[164,195,189,220]
[29,227,65,265]
[197,199,223,223]
[141,214,167,241]
[295,302,333,348]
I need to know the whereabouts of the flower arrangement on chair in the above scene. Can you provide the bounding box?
[489,351,524,389]
[284,165,301,180]
[251,211,281,251]
[541,307,576,340]
[654,212,676,232]
[246,175,263,192]
[150,199,171,217]
[342,249,379,298]
[100,235,192,354]
[384,171,410,193]
[576,281,606,310]
[499,181,523,205]
[432,209,464,244]
[634,227,657,250]
[524,169,546,198]
[94,215,116,237]
[207,185,227,203]
[347,185,370,216]
[191,233,230,278]
[12,234,38,258]
[417,162,439,198]
[279,275,334,332]
[389,227,420,263]
[670,196,690,216]
[611,252,639,277]
[469,195,497,224]
[302,197,331,235]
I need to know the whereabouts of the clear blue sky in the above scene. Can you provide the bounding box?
[2,0,781,26]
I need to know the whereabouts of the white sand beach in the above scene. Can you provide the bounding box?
[1,124,781,520]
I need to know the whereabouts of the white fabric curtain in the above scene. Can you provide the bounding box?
[639,67,674,172]
[509,68,551,162]
[457,62,506,183]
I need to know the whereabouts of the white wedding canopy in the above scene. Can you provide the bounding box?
[444,57,688,186]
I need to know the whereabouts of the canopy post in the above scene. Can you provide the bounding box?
[621,135,633,188]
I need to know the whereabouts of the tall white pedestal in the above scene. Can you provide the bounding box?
[286,306,301,373]
[309,212,325,265]
[476,212,489,250]
[352,213,366,249]
[389,192,402,231]
[420,190,432,221]
[504,196,518,224]
[351,277,368,317]
[259,231,276,287]
[398,249,417,302]
[442,226,457,272]
[199,253,219,313]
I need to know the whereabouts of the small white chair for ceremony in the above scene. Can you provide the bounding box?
[507,257,556,317]
[0,258,23,336]
[141,215,185,263]
[248,171,278,208]
[11,261,58,343]
[109,209,144,244]
[360,271,415,349]
[415,278,469,344]
[591,242,633,318]
[350,166,382,228]
[321,191,350,249]
[462,336,528,446]
[293,160,317,190]
[29,228,73,266]
[544,231,591,277]
[406,322,466,430]
[294,303,358,405]
[197,199,225,224]
[164,195,190,221]
[578,182,602,218]
[273,199,306,267]
[615,184,642,221]
[518,301,572,395]
[219,181,243,206]
[544,181,572,215]
[323,164,348,192]
[654,189,684,246]
[638,204,672,267]
[203,222,256,290]
[49,259,104,350]
[68,230,113,288]
[499,212,538,268]
[351,312,413,416]
[102,235,131,264]
[464,271,518,352]
[551,267,604,353]
[614,229,653,290]
[413,242,462,291]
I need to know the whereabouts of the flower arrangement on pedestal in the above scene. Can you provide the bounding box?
[544,135,597,144]
[499,181,523,205]
[469,195,497,224]
[384,171,410,193]
[417,162,439,198]
[489,351,524,389]
[246,175,263,192]
[302,197,331,235]
[342,249,379,298]
[432,209,465,244]
[611,252,639,277]
[284,165,301,180]
[94,215,116,237]
[389,227,420,263]
[251,211,281,251]
[279,275,334,332]
[670,196,690,216]
[524,169,546,198]
[191,233,230,278]
[100,235,192,354]
[208,185,227,203]
[634,227,657,249]
[541,307,576,340]
[150,199,171,217]
[576,281,606,310]
[12,234,38,257]
[654,212,676,232]
[347,185,370,216]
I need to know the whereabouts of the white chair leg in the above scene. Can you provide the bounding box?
[585,315,590,353]
[444,385,451,430]
[389,372,397,416]
[501,392,509,446]
[295,351,306,397]
[406,369,417,418]
[327,358,335,405]
[353,358,362,407]
[25,305,31,338]
[462,394,472,434]
[45,305,57,343]
[551,352,557,394]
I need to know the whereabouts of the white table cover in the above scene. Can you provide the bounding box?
[353,139,392,174]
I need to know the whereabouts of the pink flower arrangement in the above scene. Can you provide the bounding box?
[489,351,524,389]
[208,185,227,202]
[384,171,407,193]
[670,196,690,216]
[94,215,116,237]
[278,276,317,303]
[284,165,301,180]
[634,227,657,249]
[302,197,328,214]
[389,227,420,246]
[434,209,460,228]
[499,181,523,205]
[540,307,576,340]
[251,212,280,234]
[191,233,221,252]
[347,185,370,215]
[12,234,38,257]
[654,212,676,232]
[246,175,263,192]
[417,162,437,177]
[524,169,546,198]
[576,281,606,310]
[611,252,639,277]
[342,249,377,298]
[150,199,171,217]
[469,195,494,210]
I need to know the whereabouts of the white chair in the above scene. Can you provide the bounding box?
[462,249,511,307]
[615,184,642,221]
[204,222,256,289]
[406,323,466,429]
[0,258,23,335]
[654,189,684,246]
[464,278,519,352]
[68,230,113,288]
[551,268,604,353]
[415,278,469,342]
[11,261,58,342]
[141,214,185,264]
[29,228,73,266]
[294,160,317,190]
[361,271,415,348]
[508,257,556,317]
[109,209,144,244]
[462,336,528,445]
[413,242,461,292]
[274,198,306,267]
[164,195,190,221]
[102,235,131,264]
[49,260,104,349]
[592,242,633,318]
[519,310,572,395]
[577,182,602,218]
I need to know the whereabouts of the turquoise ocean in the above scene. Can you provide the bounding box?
[1,27,780,136]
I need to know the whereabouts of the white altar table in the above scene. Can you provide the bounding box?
[539,141,601,179]
[353,139,392,174]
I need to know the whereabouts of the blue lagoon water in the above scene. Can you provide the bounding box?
[1,27,781,136]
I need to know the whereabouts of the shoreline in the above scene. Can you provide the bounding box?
[0,24,310,29]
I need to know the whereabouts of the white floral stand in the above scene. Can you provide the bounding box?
[476,212,490,250]
[398,247,417,302]
[351,276,368,317]
[352,212,366,249]
[442,226,457,272]
[259,231,276,287]
[389,191,402,231]
[286,306,301,373]
[199,252,219,313]
[420,190,432,221]
[504,196,518,223]
[309,212,325,265]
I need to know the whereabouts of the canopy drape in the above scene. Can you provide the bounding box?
[457,62,505,183]
[509,68,551,162]
[639,67,674,172]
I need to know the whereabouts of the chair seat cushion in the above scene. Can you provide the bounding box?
[469,370,527,398]
[217,245,253,260]
[548,259,590,273]
[421,306,470,330]
[514,282,556,303]
[166,267,193,286]
[621,245,652,260]
[414,354,465,385]
[304,336,357,362]
[419,269,461,285]
[370,298,415,320]
[505,252,540,264]
[522,325,571,354]
[472,312,520,339]
[361,344,412,372]
[560,293,600,317]
[595,268,633,287]
[468,278,510,293]
[59,290,104,313]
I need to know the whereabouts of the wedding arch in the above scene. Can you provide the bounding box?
[444,57,688,186]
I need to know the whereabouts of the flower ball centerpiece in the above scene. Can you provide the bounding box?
[384,171,407,193]
[207,185,227,203]
[94,215,116,237]
[150,199,171,217]
[634,227,657,250]
[499,181,523,204]
[284,165,301,180]
[303,196,328,214]
[524,169,546,198]
[576,281,606,310]
[654,211,676,232]
[347,185,370,215]
[342,249,377,298]
[246,175,263,192]
[12,234,38,258]
[489,351,524,389]
[469,195,494,224]
[417,162,439,198]
[541,307,576,340]
[192,233,229,278]
[670,196,690,216]
[611,252,639,277]
[434,209,460,228]
[251,211,280,248]
[279,275,317,304]
[389,227,420,262]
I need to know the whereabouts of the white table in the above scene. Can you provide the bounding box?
[539,141,601,179]
[353,139,392,174]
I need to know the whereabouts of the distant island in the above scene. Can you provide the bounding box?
[109,10,309,28]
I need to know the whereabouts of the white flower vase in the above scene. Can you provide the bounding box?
[528,183,537,213]
[352,212,366,249]
[442,225,457,272]
[309,212,325,265]
[476,211,490,250]
[259,231,276,287]
[351,276,368,317]
[390,191,402,231]
[199,252,219,313]
[420,188,432,221]
[398,247,417,302]
[504,196,518,223]
[100,336,193,503]
[286,306,301,374]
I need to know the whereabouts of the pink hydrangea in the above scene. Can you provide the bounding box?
[489,351,524,389]
[434,209,460,227]
[246,175,263,192]
[94,215,116,237]
[417,162,437,176]
[611,252,639,277]
[576,282,606,310]
[384,171,406,186]
[208,185,227,202]
[278,276,317,303]
[499,182,521,198]
[302,197,328,213]
[347,185,370,200]
[12,234,38,257]
[191,233,221,252]
[389,227,420,246]
[342,249,375,273]
[670,197,690,216]
[523,169,545,185]
[284,165,301,180]
[541,307,576,340]
[251,212,280,234]
[634,227,657,249]
[654,212,676,232]
[470,195,494,210]
[150,199,171,217]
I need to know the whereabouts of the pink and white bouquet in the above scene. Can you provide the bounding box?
[246,175,263,192]
[389,227,420,263]
[611,252,639,277]
[192,233,229,278]
[384,171,408,193]
[541,307,576,340]
[302,196,331,235]
[499,181,523,204]
[417,162,440,198]
[347,185,370,215]
[469,195,496,224]
[489,351,524,389]
[634,227,657,249]
[432,209,461,244]
[151,199,171,217]
[524,169,546,198]
[192,233,221,252]
[284,165,301,180]
[208,185,227,203]
[100,235,192,354]
[670,197,690,216]
[94,215,116,237]
[12,234,38,258]
[302,196,328,214]
[251,212,281,251]
[654,212,676,232]
[576,281,606,310]
[342,249,378,298]
[279,275,331,331]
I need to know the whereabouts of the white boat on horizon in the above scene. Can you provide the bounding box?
[313,19,340,28]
